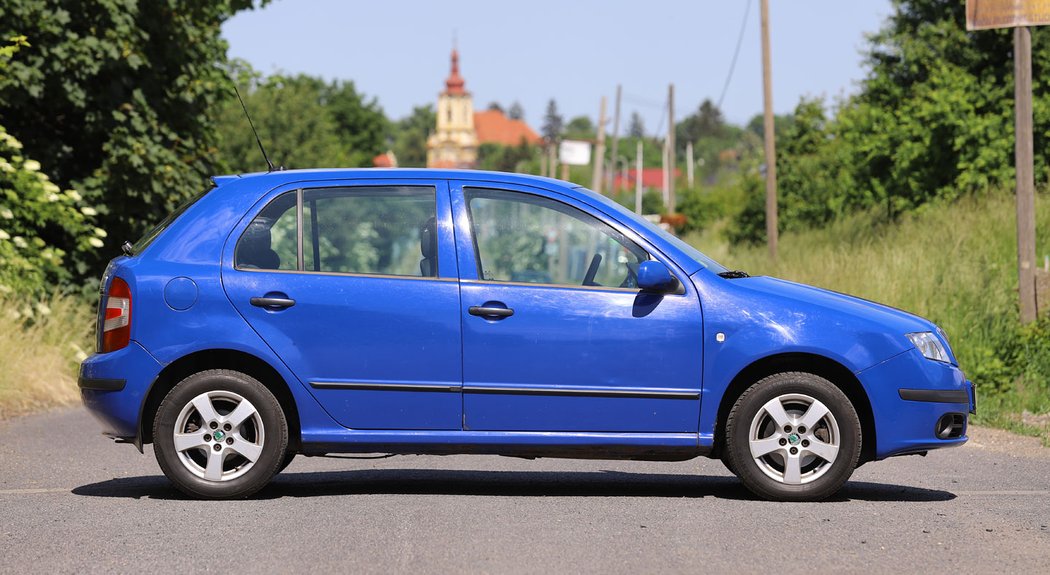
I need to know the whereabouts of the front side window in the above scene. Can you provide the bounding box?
[466,188,647,288]
[235,186,438,278]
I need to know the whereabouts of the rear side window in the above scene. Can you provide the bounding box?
[234,192,298,271]
[235,186,437,278]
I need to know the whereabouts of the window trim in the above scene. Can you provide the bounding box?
[232,184,440,279]
[463,187,652,291]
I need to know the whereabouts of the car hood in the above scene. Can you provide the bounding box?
[732,276,936,334]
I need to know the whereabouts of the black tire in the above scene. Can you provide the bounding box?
[725,372,861,502]
[153,369,288,499]
[277,451,296,474]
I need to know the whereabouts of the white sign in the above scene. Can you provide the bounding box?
[559,140,592,166]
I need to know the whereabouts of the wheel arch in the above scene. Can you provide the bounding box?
[138,349,301,453]
[712,352,876,465]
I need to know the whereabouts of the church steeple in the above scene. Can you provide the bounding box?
[444,48,466,95]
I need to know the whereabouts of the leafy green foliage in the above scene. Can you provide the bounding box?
[0,37,101,294]
[216,66,388,172]
[0,124,102,295]
[0,0,263,280]
[730,0,1050,243]
[477,141,538,173]
[392,105,436,168]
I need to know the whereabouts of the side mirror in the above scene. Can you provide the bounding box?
[637,261,679,293]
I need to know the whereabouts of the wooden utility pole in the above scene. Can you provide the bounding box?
[667,83,676,212]
[1015,26,1038,323]
[760,0,779,260]
[686,141,695,188]
[662,139,669,207]
[608,85,622,192]
[592,96,607,194]
[636,140,644,214]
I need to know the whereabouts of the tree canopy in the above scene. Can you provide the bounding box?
[0,0,263,278]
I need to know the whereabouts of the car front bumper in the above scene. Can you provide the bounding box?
[857,348,973,460]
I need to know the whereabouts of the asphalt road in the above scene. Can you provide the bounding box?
[1,408,1048,574]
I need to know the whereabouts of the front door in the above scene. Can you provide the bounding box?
[222,180,462,430]
[454,183,704,433]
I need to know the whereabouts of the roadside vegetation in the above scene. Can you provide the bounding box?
[0,293,91,419]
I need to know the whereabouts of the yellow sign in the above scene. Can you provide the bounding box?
[967,0,1050,30]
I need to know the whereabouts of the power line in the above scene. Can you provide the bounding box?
[717,0,753,110]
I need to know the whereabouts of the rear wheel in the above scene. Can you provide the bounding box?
[725,372,861,501]
[153,369,288,499]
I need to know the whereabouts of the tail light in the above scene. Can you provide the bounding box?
[101,277,132,353]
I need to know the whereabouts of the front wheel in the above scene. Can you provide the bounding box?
[725,372,861,501]
[153,369,289,499]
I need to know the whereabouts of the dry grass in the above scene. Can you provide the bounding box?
[0,293,94,419]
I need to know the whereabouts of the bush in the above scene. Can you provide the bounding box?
[0,125,102,294]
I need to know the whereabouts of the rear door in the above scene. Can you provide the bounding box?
[221,179,463,430]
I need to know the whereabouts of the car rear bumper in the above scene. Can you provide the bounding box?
[79,341,164,441]
[857,349,972,459]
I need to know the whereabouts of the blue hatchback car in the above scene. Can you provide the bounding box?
[80,169,975,501]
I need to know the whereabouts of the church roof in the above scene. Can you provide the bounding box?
[474,109,542,147]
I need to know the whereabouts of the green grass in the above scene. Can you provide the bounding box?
[686,190,1050,445]
[0,293,93,419]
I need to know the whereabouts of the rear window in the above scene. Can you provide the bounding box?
[132,186,214,254]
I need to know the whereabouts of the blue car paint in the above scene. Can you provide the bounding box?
[80,168,971,462]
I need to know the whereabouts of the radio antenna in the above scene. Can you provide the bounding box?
[233,84,275,172]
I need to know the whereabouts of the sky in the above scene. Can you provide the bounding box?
[223,0,894,135]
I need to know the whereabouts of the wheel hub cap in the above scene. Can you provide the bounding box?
[213,430,226,442]
[788,433,800,445]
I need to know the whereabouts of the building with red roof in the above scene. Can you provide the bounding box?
[426,47,541,168]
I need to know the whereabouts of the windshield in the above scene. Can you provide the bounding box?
[132,186,214,254]
[574,187,728,274]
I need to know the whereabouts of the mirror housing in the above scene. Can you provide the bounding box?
[637,261,679,293]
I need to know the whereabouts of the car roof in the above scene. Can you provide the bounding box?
[211,168,576,191]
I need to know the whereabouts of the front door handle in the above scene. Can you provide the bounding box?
[469,305,514,318]
[250,297,296,309]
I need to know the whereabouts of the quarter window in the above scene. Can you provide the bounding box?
[465,188,647,288]
[234,192,298,271]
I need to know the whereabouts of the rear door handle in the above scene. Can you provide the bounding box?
[250,297,296,309]
[469,306,514,318]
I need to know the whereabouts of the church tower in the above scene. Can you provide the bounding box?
[426,48,478,168]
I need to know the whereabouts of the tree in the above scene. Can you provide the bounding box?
[0,1,265,279]
[676,99,727,148]
[563,115,595,140]
[0,37,101,294]
[215,66,388,172]
[391,105,436,168]
[541,99,564,143]
[508,101,525,120]
[487,102,504,113]
[627,111,646,138]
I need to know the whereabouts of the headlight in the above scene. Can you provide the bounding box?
[907,332,950,363]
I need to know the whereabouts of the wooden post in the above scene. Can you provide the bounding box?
[636,140,643,214]
[608,85,622,192]
[592,96,607,194]
[667,83,676,212]
[1015,26,1038,323]
[547,143,557,179]
[760,0,779,260]
[686,140,695,188]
